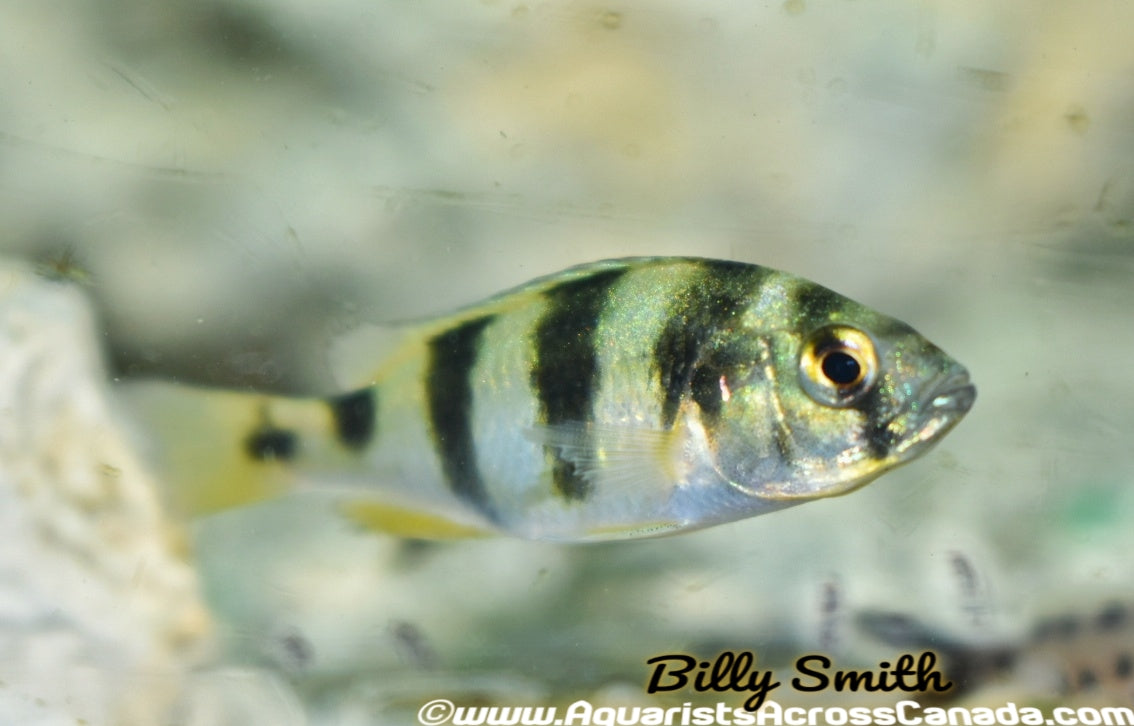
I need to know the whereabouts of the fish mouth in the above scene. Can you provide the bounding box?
[890,369,976,459]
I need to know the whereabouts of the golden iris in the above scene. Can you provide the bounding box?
[799,325,877,406]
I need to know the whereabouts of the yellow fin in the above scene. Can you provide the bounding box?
[338,499,495,540]
[119,381,299,518]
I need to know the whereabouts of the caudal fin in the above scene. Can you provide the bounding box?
[117,381,344,519]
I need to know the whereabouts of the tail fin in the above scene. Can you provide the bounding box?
[118,381,359,519]
[118,380,497,540]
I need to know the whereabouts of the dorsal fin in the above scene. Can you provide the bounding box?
[326,259,639,390]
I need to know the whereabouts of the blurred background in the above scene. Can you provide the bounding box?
[1,1,1133,723]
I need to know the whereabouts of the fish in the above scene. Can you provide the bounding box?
[856,600,1134,707]
[124,257,975,542]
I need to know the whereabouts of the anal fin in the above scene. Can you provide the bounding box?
[338,499,495,540]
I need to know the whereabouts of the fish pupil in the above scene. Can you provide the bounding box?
[821,351,861,385]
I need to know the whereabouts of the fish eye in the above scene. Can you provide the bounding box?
[799,325,877,407]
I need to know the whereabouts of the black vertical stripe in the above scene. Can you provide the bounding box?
[854,387,896,461]
[326,388,377,450]
[531,267,628,500]
[652,260,767,428]
[426,315,497,518]
[792,283,847,326]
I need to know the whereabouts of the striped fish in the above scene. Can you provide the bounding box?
[127,257,975,542]
[857,600,1134,707]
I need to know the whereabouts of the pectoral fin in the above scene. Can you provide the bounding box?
[525,420,685,496]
